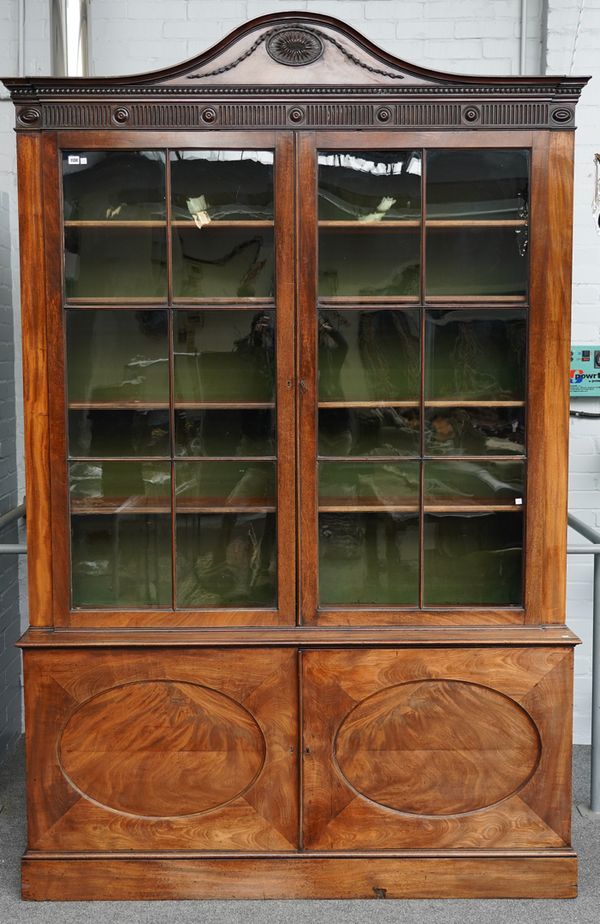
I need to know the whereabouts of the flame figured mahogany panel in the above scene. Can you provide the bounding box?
[303,647,573,850]
[24,648,298,851]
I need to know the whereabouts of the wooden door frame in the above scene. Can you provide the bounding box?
[37,129,297,627]
[297,129,572,626]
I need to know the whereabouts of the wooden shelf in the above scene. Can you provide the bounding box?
[174,401,275,410]
[64,220,165,228]
[173,220,273,228]
[319,504,418,513]
[425,400,525,408]
[64,220,273,229]
[425,504,523,513]
[319,220,420,229]
[318,296,420,305]
[318,503,522,513]
[425,295,527,303]
[68,401,170,410]
[319,400,419,409]
[173,298,275,307]
[71,499,170,515]
[65,297,167,306]
[427,219,527,228]
[176,505,276,514]
[318,219,526,230]
[71,499,275,514]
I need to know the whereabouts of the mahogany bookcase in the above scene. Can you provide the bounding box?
[2,12,589,901]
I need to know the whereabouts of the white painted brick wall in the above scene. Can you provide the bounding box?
[1,1,599,745]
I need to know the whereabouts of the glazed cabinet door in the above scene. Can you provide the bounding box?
[302,646,572,850]
[24,647,298,851]
[298,132,567,626]
[45,132,296,626]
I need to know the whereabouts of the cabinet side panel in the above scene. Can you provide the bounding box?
[526,131,574,624]
[16,133,52,626]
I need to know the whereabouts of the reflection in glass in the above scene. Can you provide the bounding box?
[71,514,171,607]
[318,150,421,221]
[175,461,275,509]
[426,228,527,297]
[425,407,525,456]
[67,310,169,405]
[172,228,274,298]
[319,512,419,605]
[424,461,524,506]
[427,149,529,221]
[319,407,420,457]
[319,310,420,403]
[425,310,526,401]
[319,230,420,297]
[319,461,419,508]
[65,227,168,299]
[175,408,275,457]
[69,461,171,513]
[424,512,523,605]
[170,150,274,223]
[176,513,276,607]
[174,310,275,404]
[62,150,166,221]
[69,409,170,458]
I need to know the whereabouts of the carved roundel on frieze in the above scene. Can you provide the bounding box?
[58,680,266,817]
[266,28,324,66]
[334,679,541,816]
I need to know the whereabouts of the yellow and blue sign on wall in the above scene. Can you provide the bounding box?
[570,345,600,396]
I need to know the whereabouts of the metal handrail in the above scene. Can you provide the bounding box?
[0,499,26,554]
[568,512,600,817]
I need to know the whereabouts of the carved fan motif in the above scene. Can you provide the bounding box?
[267,29,324,66]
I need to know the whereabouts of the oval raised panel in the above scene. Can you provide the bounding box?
[59,680,265,817]
[334,679,540,816]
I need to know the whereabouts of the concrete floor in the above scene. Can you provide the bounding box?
[1,743,598,923]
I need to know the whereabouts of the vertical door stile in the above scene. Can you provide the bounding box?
[297,133,319,624]
[275,132,298,622]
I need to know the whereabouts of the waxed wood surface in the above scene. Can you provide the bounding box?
[525,131,574,624]
[24,648,299,851]
[21,855,577,900]
[302,647,573,849]
[16,133,53,626]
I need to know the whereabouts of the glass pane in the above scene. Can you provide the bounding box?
[319,230,420,297]
[424,461,524,506]
[71,514,171,607]
[175,408,275,457]
[62,150,166,221]
[67,310,169,406]
[425,407,525,456]
[319,461,419,509]
[318,150,421,221]
[65,227,167,300]
[69,409,170,458]
[176,513,276,607]
[426,227,528,297]
[425,310,526,401]
[424,512,523,605]
[170,149,274,223]
[175,461,275,510]
[174,310,275,404]
[319,309,420,403]
[172,227,274,298]
[427,150,529,221]
[70,461,171,514]
[319,406,420,457]
[319,512,419,605]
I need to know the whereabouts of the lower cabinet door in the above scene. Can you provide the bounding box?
[302,647,573,850]
[24,648,298,851]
